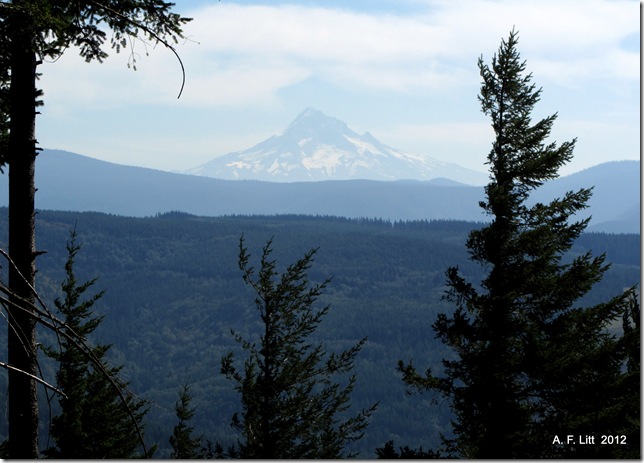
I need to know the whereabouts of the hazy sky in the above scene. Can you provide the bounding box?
[37,0,639,175]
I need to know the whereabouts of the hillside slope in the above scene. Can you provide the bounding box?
[0,150,638,233]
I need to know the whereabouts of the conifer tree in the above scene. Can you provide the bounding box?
[221,237,377,459]
[375,440,440,459]
[0,2,189,456]
[398,30,639,458]
[169,382,210,459]
[44,229,149,458]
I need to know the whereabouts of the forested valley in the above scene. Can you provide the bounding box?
[0,208,639,457]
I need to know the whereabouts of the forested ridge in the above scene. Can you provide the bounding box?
[0,208,638,457]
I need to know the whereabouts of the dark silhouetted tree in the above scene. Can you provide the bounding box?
[0,1,189,456]
[611,292,641,458]
[398,29,639,459]
[221,237,377,458]
[169,382,211,459]
[44,229,149,458]
[375,440,441,459]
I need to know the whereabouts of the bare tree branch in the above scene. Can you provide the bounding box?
[0,361,66,398]
[87,0,187,99]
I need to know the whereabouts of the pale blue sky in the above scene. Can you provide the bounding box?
[37,0,639,175]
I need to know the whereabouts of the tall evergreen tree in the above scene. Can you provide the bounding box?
[221,237,377,459]
[169,382,210,459]
[398,30,639,458]
[0,2,189,456]
[44,229,149,458]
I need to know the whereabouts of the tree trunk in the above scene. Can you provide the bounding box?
[7,10,39,457]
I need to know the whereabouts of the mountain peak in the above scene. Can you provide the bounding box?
[283,108,352,140]
[294,107,326,121]
[290,107,336,124]
[187,109,488,184]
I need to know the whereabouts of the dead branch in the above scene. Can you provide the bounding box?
[87,0,187,99]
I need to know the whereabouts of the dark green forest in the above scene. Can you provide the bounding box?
[0,208,639,457]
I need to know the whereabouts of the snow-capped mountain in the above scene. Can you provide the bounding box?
[186,108,488,185]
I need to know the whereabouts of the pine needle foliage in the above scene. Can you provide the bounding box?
[43,229,149,458]
[221,236,377,459]
[375,440,441,459]
[169,382,211,459]
[398,30,639,459]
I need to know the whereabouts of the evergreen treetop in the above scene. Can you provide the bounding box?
[221,236,377,459]
[398,29,639,459]
[169,382,211,459]
[44,229,150,459]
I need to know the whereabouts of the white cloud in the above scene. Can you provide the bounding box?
[179,0,638,101]
[176,3,458,100]
[40,0,638,110]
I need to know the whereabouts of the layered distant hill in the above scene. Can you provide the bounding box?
[0,149,638,233]
[183,108,489,185]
